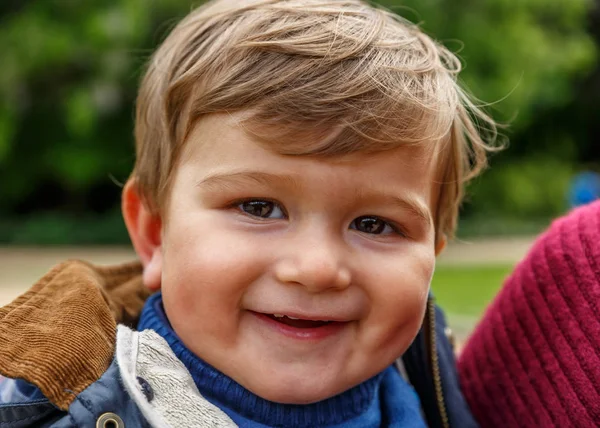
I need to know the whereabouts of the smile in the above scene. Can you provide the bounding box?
[251,311,349,341]
[270,314,332,328]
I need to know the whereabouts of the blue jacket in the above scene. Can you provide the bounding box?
[0,260,477,428]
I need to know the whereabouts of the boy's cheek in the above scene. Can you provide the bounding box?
[160,226,268,303]
[361,260,431,357]
[371,293,427,349]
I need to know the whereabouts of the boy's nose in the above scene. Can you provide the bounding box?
[274,237,352,293]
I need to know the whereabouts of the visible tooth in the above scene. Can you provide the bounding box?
[273,314,284,318]
[286,316,300,320]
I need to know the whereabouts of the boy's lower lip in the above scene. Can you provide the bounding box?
[250,312,348,341]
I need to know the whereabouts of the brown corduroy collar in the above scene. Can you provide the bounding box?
[0,259,151,410]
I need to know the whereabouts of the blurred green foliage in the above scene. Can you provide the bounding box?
[469,157,574,216]
[0,0,184,217]
[0,0,598,243]
[379,0,597,131]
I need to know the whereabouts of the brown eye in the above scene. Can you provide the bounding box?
[238,200,285,219]
[351,216,391,234]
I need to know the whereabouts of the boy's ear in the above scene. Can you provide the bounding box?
[435,234,447,256]
[122,179,163,291]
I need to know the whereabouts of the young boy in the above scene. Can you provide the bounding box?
[0,0,496,426]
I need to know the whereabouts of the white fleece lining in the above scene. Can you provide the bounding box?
[116,325,236,428]
[116,326,171,427]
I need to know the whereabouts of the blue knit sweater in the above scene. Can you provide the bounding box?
[138,293,426,427]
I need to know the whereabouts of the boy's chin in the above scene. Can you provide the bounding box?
[239,370,362,405]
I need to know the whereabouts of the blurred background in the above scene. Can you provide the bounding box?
[1,0,599,342]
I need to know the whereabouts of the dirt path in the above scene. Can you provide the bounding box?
[437,235,535,266]
[0,246,136,306]
[0,236,535,306]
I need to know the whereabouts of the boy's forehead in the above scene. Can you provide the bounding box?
[182,112,440,203]
[184,111,440,167]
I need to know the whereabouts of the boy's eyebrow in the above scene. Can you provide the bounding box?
[385,195,432,228]
[197,170,431,227]
[196,171,301,191]
[352,186,432,228]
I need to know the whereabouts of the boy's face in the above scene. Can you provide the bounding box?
[145,113,441,404]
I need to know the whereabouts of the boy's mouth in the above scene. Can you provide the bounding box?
[266,313,333,328]
[252,311,348,341]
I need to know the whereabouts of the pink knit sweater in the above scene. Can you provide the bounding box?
[458,201,600,427]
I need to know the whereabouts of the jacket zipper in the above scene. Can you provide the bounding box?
[427,296,450,428]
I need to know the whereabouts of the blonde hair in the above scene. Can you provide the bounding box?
[133,0,498,239]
